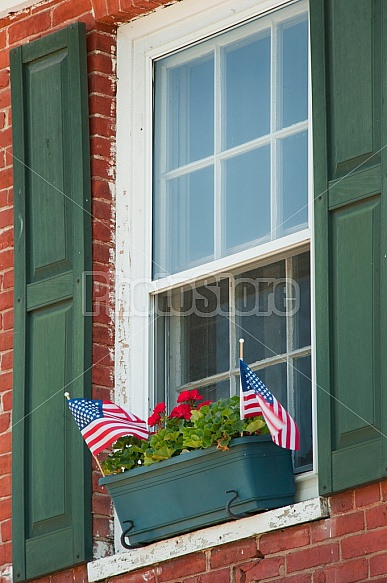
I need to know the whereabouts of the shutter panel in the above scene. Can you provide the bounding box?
[311,0,387,494]
[11,23,92,580]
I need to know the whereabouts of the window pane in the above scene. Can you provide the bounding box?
[280,130,308,234]
[159,279,230,402]
[293,355,313,472]
[196,379,230,403]
[165,54,214,169]
[223,32,270,149]
[236,261,286,364]
[292,252,311,349]
[224,146,270,253]
[153,166,214,277]
[279,17,308,129]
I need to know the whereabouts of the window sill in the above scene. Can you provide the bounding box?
[87,497,329,582]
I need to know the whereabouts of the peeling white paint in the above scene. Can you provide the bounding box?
[88,497,330,582]
[0,565,13,583]
[93,540,114,560]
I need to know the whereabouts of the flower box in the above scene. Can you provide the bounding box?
[99,435,296,547]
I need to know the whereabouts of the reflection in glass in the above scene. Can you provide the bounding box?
[280,130,308,234]
[224,32,270,149]
[293,356,313,472]
[279,17,308,129]
[236,261,286,364]
[224,146,270,252]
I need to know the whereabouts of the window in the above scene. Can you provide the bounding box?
[115,0,314,500]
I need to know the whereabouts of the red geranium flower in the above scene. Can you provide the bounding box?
[148,412,161,427]
[177,389,203,403]
[153,402,166,414]
[169,403,192,420]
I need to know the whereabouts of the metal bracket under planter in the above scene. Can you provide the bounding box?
[121,488,250,548]
[101,436,296,546]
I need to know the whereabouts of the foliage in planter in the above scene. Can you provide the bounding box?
[102,391,269,475]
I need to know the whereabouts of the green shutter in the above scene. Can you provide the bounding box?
[11,23,92,580]
[311,0,387,494]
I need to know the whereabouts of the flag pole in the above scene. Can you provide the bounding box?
[239,338,244,360]
[64,392,105,477]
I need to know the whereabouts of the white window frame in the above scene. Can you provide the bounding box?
[115,0,317,550]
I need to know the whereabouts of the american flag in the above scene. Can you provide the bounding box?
[239,359,300,451]
[67,398,148,456]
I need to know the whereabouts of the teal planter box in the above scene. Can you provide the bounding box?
[100,435,295,547]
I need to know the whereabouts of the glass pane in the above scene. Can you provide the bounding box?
[279,17,308,129]
[166,54,214,169]
[160,279,230,402]
[153,166,214,278]
[279,130,308,234]
[292,252,311,349]
[236,261,286,364]
[223,32,270,149]
[254,362,287,406]
[224,146,270,253]
[193,379,230,403]
[293,355,313,472]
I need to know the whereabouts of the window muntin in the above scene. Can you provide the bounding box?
[155,250,312,473]
[153,10,309,279]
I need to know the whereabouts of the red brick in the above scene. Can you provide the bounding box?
[87,30,116,53]
[341,528,387,559]
[93,515,112,538]
[234,557,284,582]
[2,309,13,330]
[93,241,113,263]
[2,390,12,412]
[9,11,51,45]
[0,29,6,50]
[109,569,157,583]
[329,511,365,537]
[92,303,113,325]
[0,497,11,522]
[0,332,13,352]
[365,504,387,529]
[0,432,11,455]
[0,372,12,391]
[310,519,333,543]
[0,227,13,251]
[0,112,5,130]
[51,570,74,583]
[93,343,113,367]
[92,179,113,200]
[314,558,368,583]
[0,208,12,229]
[201,569,231,583]
[92,198,114,222]
[211,539,259,569]
[88,52,115,76]
[0,474,11,498]
[0,88,10,110]
[158,553,206,582]
[0,540,11,565]
[0,249,13,271]
[0,166,12,190]
[92,492,112,516]
[90,93,116,117]
[91,0,109,22]
[286,543,339,573]
[91,136,115,160]
[92,365,113,387]
[93,218,114,242]
[0,127,12,150]
[91,157,115,182]
[266,575,311,583]
[355,482,381,507]
[89,115,115,138]
[330,490,355,514]
[52,0,92,26]
[0,350,12,370]
[89,72,116,98]
[2,269,13,290]
[1,518,11,542]
[0,413,10,434]
[370,552,387,576]
[259,525,310,554]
